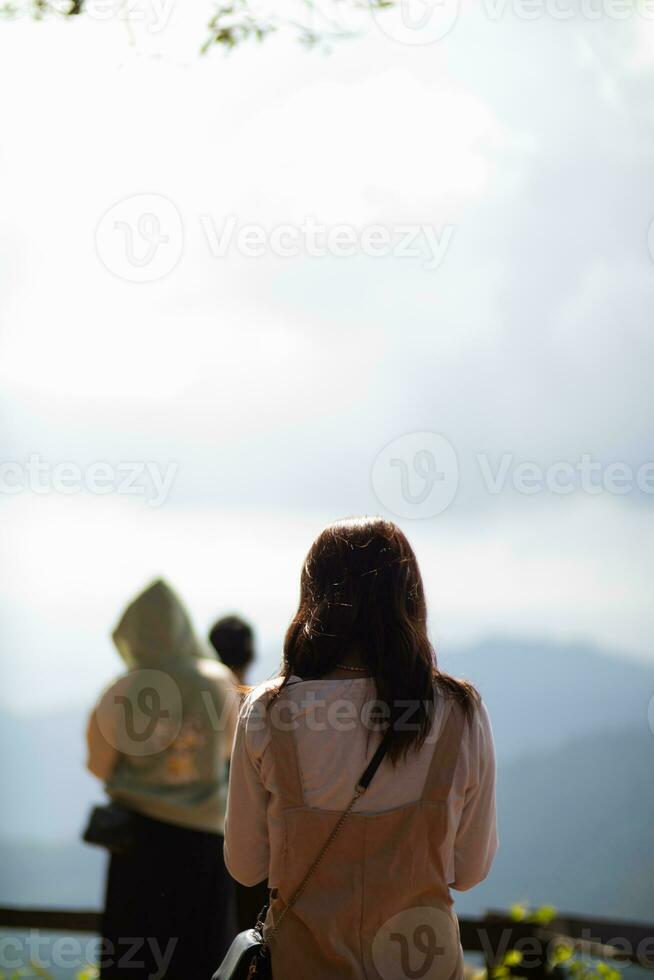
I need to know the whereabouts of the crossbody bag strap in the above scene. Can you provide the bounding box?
[263,727,392,947]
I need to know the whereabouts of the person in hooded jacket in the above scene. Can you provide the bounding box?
[86,579,238,980]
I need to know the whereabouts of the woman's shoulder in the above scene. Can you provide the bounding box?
[434,676,491,731]
[241,672,313,708]
[246,675,285,701]
[233,677,289,765]
[238,676,285,725]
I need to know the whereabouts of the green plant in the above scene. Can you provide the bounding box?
[0,961,97,980]
[0,0,396,51]
[510,902,558,926]
[485,904,623,980]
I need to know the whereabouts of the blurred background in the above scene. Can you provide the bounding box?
[1,0,653,962]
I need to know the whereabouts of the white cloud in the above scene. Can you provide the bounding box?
[1,4,653,713]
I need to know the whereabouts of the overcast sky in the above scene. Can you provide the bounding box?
[1,0,653,711]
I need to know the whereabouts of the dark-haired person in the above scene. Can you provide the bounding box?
[209,614,255,685]
[208,613,269,932]
[224,517,498,979]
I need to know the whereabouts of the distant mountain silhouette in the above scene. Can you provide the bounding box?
[440,637,654,760]
[455,726,654,919]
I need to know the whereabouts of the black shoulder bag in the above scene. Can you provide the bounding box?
[213,730,392,980]
[82,802,136,855]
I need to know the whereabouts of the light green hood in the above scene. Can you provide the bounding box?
[112,578,206,668]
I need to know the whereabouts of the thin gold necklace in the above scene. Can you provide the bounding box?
[336,663,369,672]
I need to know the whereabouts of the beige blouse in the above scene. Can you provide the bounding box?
[224,675,498,891]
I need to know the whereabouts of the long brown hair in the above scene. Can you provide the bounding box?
[276,516,478,764]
